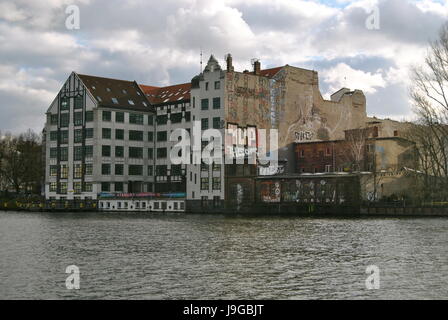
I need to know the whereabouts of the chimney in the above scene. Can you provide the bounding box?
[253,59,261,75]
[226,53,234,72]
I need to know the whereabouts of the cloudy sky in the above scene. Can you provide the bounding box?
[0,0,447,134]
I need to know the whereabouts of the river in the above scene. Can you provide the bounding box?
[0,211,447,299]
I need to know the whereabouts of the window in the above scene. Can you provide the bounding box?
[50,165,58,177]
[171,113,182,124]
[116,112,124,123]
[115,146,124,157]
[201,118,209,130]
[213,117,221,129]
[201,98,209,110]
[394,130,398,137]
[205,82,209,91]
[147,166,153,176]
[299,149,305,158]
[85,164,93,175]
[74,129,83,143]
[74,146,83,161]
[50,114,58,125]
[148,148,154,159]
[130,113,143,124]
[50,131,58,141]
[60,182,68,194]
[74,164,83,179]
[74,96,83,109]
[73,182,81,194]
[148,131,154,142]
[85,111,93,122]
[59,147,68,161]
[213,97,220,109]
[60,165,68,179]
[213,163,221,171]
[111,98,118,104]
[115,182,123,192]
[171,165,182,176]
[326,147,331,156]
[129,130,143,141]
[85,128,94,139]
[214,81,220,90]
[102,128,111,139]
[129,147,143,158]
[60,113,69,127]
[115,129,124,140]
[325,165,332,173]
[61,97,69,110]
[212,177,221,190]
[185,111,191,122]
[201,163,209,172]
[101,182,110,192]
[157,148,167,159]
[157,131,167,142]
[157,114,168,125]
[84,183,93,192]
[84,145,93,157]
[102,164,111,175]
[102,145,111,157]
[115,164,124,175]
[156,165,167,176]
[102,111,111,121]
[60,131,68,144]
[128,100,135,106]
[201,178,209,191]
[129,165,143,176]
[148,115,154,125]
[49,182,57,192]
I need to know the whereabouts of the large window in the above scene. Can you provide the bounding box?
[201,98,209,110]
[60,113,69,127]
[85,128,94,139]
[84,183,93,192]
[102,164,111,175]
[50,165,58,177]
[116,112,124,123]
[74,112,83,126]
[213,97,220,109]
[50,148,57,158]
[201,118,209,130]
[157,131,167,142]
[157,148,167,159]
[74,129,83,143]
[212,177,221,190]
[115,129,124,140]
[157,114,168,125]
[201,178,209,191]
[102,128,111,139]
[129,147,143,158]
[115,146,124,157]
[129,130,143,141]
[130,113,143,125]
[171,165,182,176]
[84,145,93,157]
[214,81,220,90]
[115,164,124,175]
[85,111,93,122]
[115,182,123,192]
[60,165,68,179]
[50,114,58,125]
[213,117,221,129]
[74,182,82,194]
[102,145,111,157]
[129,165,143,176]
[171,113,182,124]
[148,115,154,125]
[148,131,154,142]
[147,166,153,176]
[59,147,68,161]
[85,164,93,175]
[60,182,68,194]
[50,131,58,141]
[101,182,110,192]
[74,146,83,161]
[102,111,111,122]
[156,165,167,176]
[49,182,57,192]
[60,97,69,110]
[60,131,68,144]
[148,148,154,159]
[74,164,83,179]
[74,95,83,109]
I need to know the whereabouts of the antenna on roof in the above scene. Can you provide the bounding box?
[200,48,203,73]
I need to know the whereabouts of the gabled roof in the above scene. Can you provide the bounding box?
[77,73,154,112]
[140,82,191,105]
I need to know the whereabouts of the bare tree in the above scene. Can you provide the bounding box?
[409,22,448,201]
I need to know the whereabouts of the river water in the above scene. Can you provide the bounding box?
[0,211,447,300]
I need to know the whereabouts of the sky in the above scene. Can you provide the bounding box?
[0,0,447,134]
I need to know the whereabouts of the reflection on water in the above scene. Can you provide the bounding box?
[0,211,447,299]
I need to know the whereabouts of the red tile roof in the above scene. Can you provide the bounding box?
[259,67,283,78]
[140,82,191,105]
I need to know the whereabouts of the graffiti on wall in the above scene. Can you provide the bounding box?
[294,131,314,142]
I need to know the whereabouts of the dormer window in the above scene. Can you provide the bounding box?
[112,97,118,104]
[142,102,147,107]
[122,89,127,94]
[128,100,135,105]
[97,96,102,102]
[92,86,96,90]
[106,88,111,92]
